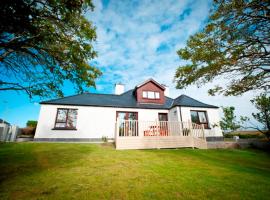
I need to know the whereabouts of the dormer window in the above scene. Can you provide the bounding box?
[142,91,160,99]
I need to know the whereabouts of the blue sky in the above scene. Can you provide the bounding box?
[0,0,260,127]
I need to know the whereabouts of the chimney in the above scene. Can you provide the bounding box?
[115,83,125,95]
[162,84,170,97]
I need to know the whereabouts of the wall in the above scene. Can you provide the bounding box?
[116,135,207,150]
[168,106,180,122]
[180,106,223,137]
[136,81,165,104]
[35,104,168,140]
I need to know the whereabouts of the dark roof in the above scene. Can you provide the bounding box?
[41,90,218,109]
[0,118,10,125]
[172,95,219,108]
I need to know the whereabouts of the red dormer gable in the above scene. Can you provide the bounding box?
[135,79,165,104]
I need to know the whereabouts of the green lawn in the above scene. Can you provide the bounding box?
[0,143,270,200]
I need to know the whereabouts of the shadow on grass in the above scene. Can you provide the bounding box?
[0,143,101,183]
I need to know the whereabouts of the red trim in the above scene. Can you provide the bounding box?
[136,79,165,90]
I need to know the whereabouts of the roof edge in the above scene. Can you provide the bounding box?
[135,78,165,90]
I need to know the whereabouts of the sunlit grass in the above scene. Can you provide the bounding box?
[0,143,270,199]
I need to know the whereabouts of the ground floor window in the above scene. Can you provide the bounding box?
[158,113,168,121]
[190,110,209,129]
[54,108,78,129]
[116,111,138,121]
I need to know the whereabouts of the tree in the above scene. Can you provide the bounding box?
[250,93,270,139]
[26,120,38,128]
[220,106,242,133]
[0,0,102,98]
[175,0,270,96]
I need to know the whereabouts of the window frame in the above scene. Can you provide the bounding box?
[142,91,160,99]
[190,110,210,129]
[116,111,138,121]
[158,113,168,121]
[53,108,78,130]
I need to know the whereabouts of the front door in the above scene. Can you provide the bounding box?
[117,112,138,136]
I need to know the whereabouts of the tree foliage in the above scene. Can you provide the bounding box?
[26,120,38,128]
[220,106,241,132]
[250,93,270,139]
[175,0,270,96]
[0,0,102,98]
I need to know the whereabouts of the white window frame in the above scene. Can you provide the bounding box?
[142,91,161,99]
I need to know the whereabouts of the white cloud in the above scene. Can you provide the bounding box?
[86,0,260,125]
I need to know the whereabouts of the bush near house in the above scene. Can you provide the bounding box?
[26,120,38,128]
[20,127,36,136]
[224,131,265,139]
[19,120,38,136]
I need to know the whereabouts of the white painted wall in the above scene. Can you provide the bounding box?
[179,106,223,137]
[168,106,180,121]
[35,104,222,140]
[35,104,168,139]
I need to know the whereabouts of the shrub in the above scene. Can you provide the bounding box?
[20,127,36,135]
[26,120,38,128]
[224,132,265,139]
[102,136,108,143]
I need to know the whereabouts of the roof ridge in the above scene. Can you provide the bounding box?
[40,89,136,104]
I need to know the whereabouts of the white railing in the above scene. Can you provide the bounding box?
[116,120,204,138]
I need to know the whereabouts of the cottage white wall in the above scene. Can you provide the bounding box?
[168,106,180,121]
[35,104,168,139]
[179,106,223,137]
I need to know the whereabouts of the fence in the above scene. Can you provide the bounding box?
[115,120,206,149]
[0,123,19,142]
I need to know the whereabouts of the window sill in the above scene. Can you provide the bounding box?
[52,128,77,131]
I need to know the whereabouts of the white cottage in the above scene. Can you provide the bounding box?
[35,79,223,149]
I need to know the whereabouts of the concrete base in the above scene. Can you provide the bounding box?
[34,138,114,142]
[207,139,270,150]
[206,136,224,142]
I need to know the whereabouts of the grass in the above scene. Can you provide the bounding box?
[0,143,270,200]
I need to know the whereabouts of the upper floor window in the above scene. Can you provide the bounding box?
[142,91,160,99]
[190,110,209,129]
[54,108,78,130]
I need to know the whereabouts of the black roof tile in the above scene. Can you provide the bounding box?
[41,89,218,109]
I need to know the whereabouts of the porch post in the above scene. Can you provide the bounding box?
[201,124,205,140]
[189,121,195,149]
[115,118,119,148]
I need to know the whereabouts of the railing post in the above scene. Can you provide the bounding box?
[156,119,159,149]
[115,118,119,148]
[201,124,205,140]
[189,121,194,149]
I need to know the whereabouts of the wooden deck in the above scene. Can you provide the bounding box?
[115,120,207,150]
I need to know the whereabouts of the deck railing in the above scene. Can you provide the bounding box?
[116,120,204,138]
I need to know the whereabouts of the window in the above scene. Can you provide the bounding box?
[158,113,168,121]
[143,91,147,98]
[142,91,160,99]
[54,108,78,129]
[190,111,209,129]
[148,91,155,99]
